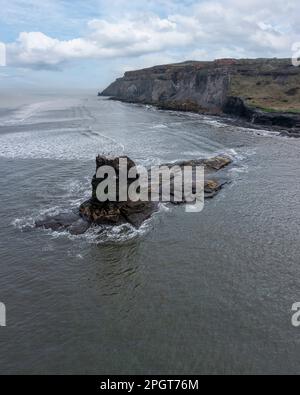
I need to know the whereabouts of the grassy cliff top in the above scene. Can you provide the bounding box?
[225,59,300,113]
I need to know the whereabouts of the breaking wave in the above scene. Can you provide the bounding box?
[12,203,169,244]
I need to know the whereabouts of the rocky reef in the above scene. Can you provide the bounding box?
[79,155,157,228]
[35,155,232,235]
[101,58,300,133]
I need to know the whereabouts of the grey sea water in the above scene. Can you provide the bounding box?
[0,92,300,374]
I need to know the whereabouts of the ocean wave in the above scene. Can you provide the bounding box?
[150,123,168,129]
[0,99,82,127]
[51,221,151,244]
[0,128,124,160]
[12,216,36,230]
[12,202,169,244]
[228,165,249,174]
[51,203,170,244]
[11,205,71,231]
[222,148,246,161]
[0,103,44,126]
[201,116,230,128]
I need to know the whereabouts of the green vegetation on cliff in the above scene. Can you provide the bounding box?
[102,58,300,130]
[229,59,300,113]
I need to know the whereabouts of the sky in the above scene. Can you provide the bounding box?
[0,0,299,91]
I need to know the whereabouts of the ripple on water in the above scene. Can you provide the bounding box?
[12,198,169,245]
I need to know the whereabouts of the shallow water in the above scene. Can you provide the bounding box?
[0,93,300,374]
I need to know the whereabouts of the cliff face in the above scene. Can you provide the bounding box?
[102,60,231,113]
[101,59,300,131]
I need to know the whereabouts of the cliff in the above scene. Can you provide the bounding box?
[101,59,300,132]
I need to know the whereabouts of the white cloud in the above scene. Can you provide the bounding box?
[6,15,193,68]
[7,32,100,68]
[4,0,300,70]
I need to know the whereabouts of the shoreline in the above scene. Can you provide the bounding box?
[100,95,300,138]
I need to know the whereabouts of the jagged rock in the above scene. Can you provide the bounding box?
[36,154,232,233]
[170,156,232,171]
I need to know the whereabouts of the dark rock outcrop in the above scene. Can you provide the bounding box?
[101,59,300,133]
[223,96,300,132]
[79,155,157,228]
[35,155,232,234]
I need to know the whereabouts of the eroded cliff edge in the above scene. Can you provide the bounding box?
[101,59,300,134]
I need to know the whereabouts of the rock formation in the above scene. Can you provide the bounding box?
[35,155,232,234]
[101,59,300,133]
[79,155,157,228]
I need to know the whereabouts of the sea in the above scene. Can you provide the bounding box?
[0,91,300,374]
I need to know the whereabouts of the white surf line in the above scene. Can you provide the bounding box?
[89,127,126,153]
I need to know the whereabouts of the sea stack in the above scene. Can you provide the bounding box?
[35,154,232,234]
[79,155,158,228]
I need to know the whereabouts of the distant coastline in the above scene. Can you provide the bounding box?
[100,58,300,136]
